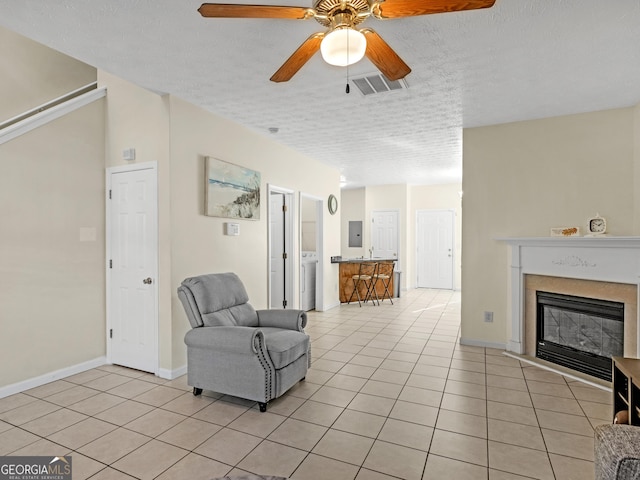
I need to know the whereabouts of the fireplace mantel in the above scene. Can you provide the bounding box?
[497,236,640,248]
[497,236,640,355]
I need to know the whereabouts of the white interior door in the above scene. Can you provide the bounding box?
[269,188,294,308]
[416,209,454,289]
[270,192,286,308]
[107,163,158,373]
[371,210,399,261]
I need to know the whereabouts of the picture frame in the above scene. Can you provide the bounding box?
[205,157,261,220]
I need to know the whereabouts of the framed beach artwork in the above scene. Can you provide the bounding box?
[205,157,261,220]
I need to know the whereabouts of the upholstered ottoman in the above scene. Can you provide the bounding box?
[595,424,640,479]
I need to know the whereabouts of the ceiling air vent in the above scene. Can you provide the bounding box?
[352,73,408,96]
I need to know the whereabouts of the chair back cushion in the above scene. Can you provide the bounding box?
[178,273,259,328]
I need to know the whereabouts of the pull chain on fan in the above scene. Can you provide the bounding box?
[346,28,351,94]
[198,0,496,82]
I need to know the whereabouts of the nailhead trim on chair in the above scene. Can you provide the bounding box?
[254,333,273,403]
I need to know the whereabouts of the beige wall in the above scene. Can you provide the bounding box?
[368,184,408,269]
[98,71,341,374]
[462,108,636,347]
[98,71,174,372]
[0,102,106,386]
[0,28,104,389]
[341,188,366,258]
[409,183,462,290]
[167,97,341,370]
[301,196,317,252]
[0,27,96,121]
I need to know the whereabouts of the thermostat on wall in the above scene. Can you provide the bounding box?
[122,148,136,161]
[225,222,240,236]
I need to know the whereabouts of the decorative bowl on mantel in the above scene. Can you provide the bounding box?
[550,227,581,237]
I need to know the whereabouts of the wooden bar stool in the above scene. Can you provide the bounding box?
[347,262,378,307]
[372,261,394,304]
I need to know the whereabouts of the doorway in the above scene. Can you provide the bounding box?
[300,194,322,311]
[106,162,158,374]
[268,186,294,308]
[371,209,399,261]
[416,209,454,289]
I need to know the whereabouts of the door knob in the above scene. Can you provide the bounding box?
[143,277,153,285]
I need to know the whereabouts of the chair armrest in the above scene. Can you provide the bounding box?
[595,424,640,480]
[184,326,263,354]
[256,309,307,331]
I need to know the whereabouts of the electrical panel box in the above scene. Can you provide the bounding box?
[348,221,362,247]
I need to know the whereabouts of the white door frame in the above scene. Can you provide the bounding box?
[105,161,159,374]
[370,209,400,270]
[299,192,324,311]
[416,209,455,290]
[268,184,295,309]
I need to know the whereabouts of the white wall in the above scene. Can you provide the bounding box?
[462,107,637,347]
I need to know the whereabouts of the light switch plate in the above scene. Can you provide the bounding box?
[225,222,240,236]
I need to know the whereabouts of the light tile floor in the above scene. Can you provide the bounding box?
[0,289,612,479]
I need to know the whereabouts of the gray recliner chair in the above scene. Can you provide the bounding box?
[595,424,640,479]
[177,272,310,412]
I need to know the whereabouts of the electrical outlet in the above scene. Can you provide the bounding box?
[484,311,494,323]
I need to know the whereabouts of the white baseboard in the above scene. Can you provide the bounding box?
[0,356,107,399]
[321,301,342,311]
[157,365,187,380]
[459,337,507,350]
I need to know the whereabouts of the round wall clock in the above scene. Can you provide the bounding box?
[587,214,607,235]
[328,194,338,215]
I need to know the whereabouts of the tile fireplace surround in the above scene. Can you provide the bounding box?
[498,237,640,364]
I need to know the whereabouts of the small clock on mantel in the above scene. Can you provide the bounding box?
[587,213,607,236]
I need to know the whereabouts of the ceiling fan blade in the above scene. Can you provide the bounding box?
[198,3,313,19]
[361,28,411,81]
[373,0,495,19]
[270,32,324,83]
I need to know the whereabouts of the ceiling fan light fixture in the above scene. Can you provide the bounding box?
[320,27,366,67]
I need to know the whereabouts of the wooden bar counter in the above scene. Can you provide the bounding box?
[334,258,396,303]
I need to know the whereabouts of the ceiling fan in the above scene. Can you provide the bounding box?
[198,0,496,82]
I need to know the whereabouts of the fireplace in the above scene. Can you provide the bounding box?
[498,236,640,383]
[536,291,624,381]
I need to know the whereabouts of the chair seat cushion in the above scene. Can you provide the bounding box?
[261,328,309,369]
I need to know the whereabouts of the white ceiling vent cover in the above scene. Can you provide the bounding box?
[352,74,408,96]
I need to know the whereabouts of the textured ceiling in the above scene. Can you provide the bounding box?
[1,1,640,188]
